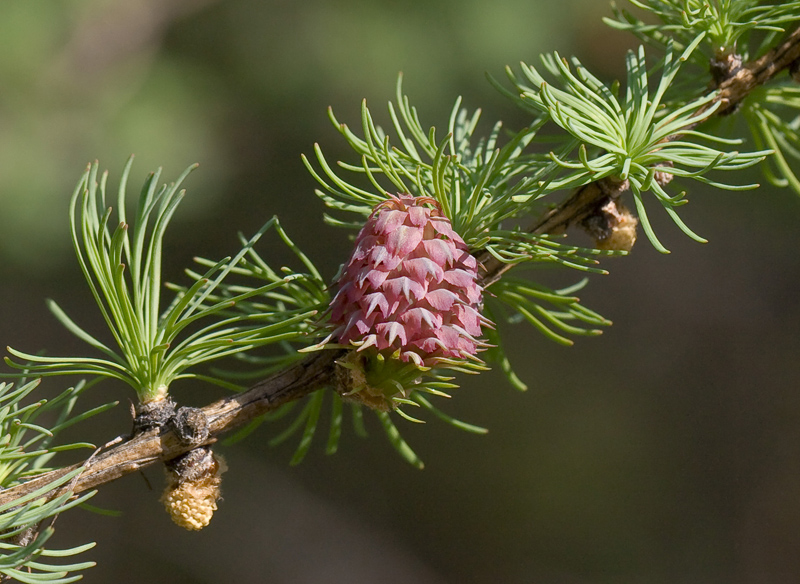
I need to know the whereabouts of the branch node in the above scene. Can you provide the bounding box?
[132,397,176,434]
[710,52,744,87]
[172,406,210,446]
[580,197,638,252]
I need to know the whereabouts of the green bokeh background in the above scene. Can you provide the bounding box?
[2,1,800,583]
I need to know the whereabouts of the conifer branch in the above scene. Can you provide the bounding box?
[2,18,799,536]
[712,24,800,115]
[0,350,340,509]
[479,24,800,286]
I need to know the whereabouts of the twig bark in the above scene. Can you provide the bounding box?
[3,26,800,510]
[0,349,340,508]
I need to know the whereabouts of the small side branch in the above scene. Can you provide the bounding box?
[0,349,340,508]
[713,25,800,115]
[479,25,800,285]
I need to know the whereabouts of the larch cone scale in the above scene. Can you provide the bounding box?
[329,194,489,370]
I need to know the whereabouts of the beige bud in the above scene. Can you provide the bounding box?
[161,448,226,531]
[582,198,638,252]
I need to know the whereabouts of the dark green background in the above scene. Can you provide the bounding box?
[1,1,799,582]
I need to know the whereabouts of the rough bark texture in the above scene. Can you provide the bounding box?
[0,349,340,508]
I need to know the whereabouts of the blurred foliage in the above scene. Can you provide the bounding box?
[0,0,614,274]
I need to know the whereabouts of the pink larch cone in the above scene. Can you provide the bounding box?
[329,193,489,368]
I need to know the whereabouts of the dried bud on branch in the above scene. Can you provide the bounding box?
[161,447,226,531]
